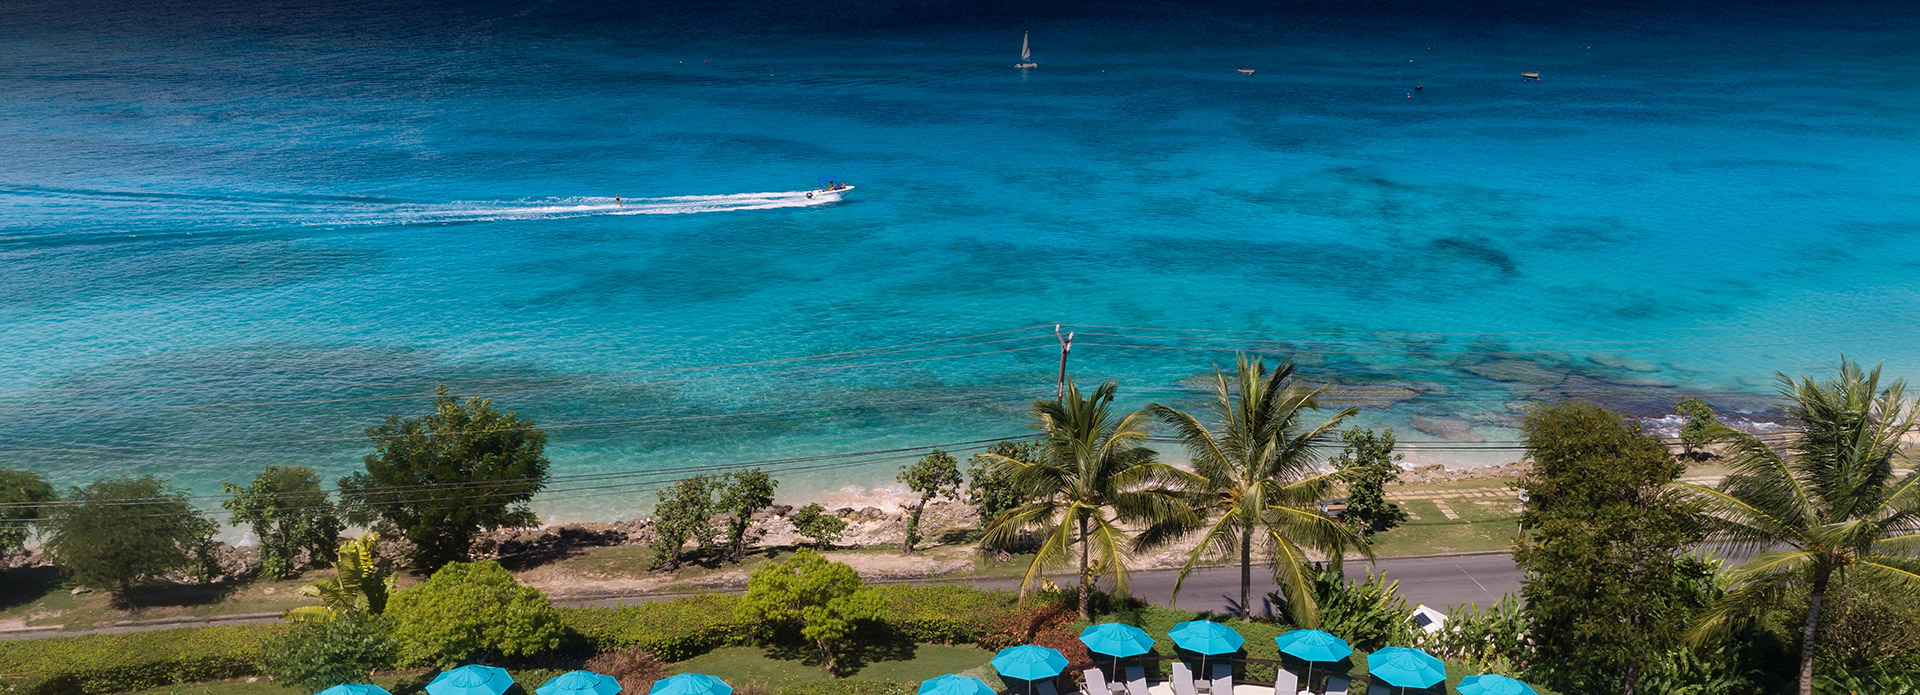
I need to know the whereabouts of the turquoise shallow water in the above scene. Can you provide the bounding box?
[3,0,1919,519]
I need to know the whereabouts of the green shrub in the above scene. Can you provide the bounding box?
[0,625,277,695]
[256,615,396,691]
[869,585,1018,644]
[386,561,567,667]
[559,594,755,661]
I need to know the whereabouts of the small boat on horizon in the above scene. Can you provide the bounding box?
[1237,68,1255,75]
[1522,71,1540,80]
[1015,32,1037,69]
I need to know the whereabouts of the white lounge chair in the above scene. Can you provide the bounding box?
[1084,669,1114,695]
[1273,668,1300,695]
[1124,665,1151,695]
[1206,662,1232,695]
[1172,662,1201,695]
[1325,675,1351,695]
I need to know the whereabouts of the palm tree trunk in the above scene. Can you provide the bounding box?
[1079,514,1091,620]
[1239,529,1253,621]
[1798,567,1832,695]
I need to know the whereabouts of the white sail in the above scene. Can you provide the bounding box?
[1021,32,1031,61]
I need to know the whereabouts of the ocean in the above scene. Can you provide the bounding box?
[3,0,1918,521]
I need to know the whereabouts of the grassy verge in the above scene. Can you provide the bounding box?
[1368,498,1521,557]
[667,644,997,687]
[0,568,317,631]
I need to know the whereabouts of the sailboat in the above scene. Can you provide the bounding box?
[1015,32,1037,69]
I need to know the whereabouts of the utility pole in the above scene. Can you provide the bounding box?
[1054,324,1074,401]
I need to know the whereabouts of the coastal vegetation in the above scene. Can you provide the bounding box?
[1143,354,1363,623]
[3,355,1919,694]
[896,450,962,554]
[976,379,1197,619]
[338,389,551,570]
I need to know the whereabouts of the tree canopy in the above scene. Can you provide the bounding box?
[43,475,216,596]
[223,464,343,580]
[791,503,845,550]
[1515,401,1703,695]
[1330,426,1409,536]
[652,475,717,569]
[737,549,882,676]
[338,388,549,570]
[386,560,566,667]
[897,449,962,553]
[717,469,777,561]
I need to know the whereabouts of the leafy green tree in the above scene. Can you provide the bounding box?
[338,388,550,570]
[258,615,397,690]
[981,379,1198,620]
[1145,355,1364,623]
[0,468,55,566]
[967,442,1035,533]
[1329,426,1409,537]
[1675,397,1718,458]
[288,532,396,623]
[791,503,845,550]
[717,469,778,562]
[1671,359,1920,695]
[652,475,717,569]
[737,549,883,676]
[222,465,343,580]
[898,449,962,553]
[1514,401,1703,695]
[385,560,566,667]
[44,475,217,597]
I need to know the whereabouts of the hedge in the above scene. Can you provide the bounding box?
[559,593,756,661]
[869,585,1019,645]
[558,586,1022,662]
[0,624,280,695]
[0,586,1026,695]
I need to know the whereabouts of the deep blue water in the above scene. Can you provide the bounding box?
[4,0,1919,519]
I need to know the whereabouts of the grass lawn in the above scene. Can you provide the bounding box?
[668,644,999,687]
[1367,498,1520,557]
[0,566,318,630]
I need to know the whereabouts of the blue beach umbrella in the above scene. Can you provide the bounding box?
[537,670,623,695]
[991,645,1069,681]
[1079,622,1155,660]
[1366,647,1447,691]
[648,674,733,695]
[1169,620,1244,655]
[317,685,391,695]
[426,665,514,695]
[918,674,997,695]
[1459,674,1537,695]
[1169,620,1244,678]
[1275,629,1353,689]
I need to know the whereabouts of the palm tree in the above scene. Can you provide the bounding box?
[1145,353,1369,624]
[1671,358,1920,695]
[980,379,1199,620]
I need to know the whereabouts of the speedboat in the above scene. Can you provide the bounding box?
[806,177,854,200]
[1521,71,1540,80]
[1237,68,1255,75]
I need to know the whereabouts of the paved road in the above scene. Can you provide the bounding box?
[972,551,1522,617]
[0,552,1523,641]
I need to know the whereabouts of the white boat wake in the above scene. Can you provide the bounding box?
[311,190,851,226]
[0,185,852,241]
